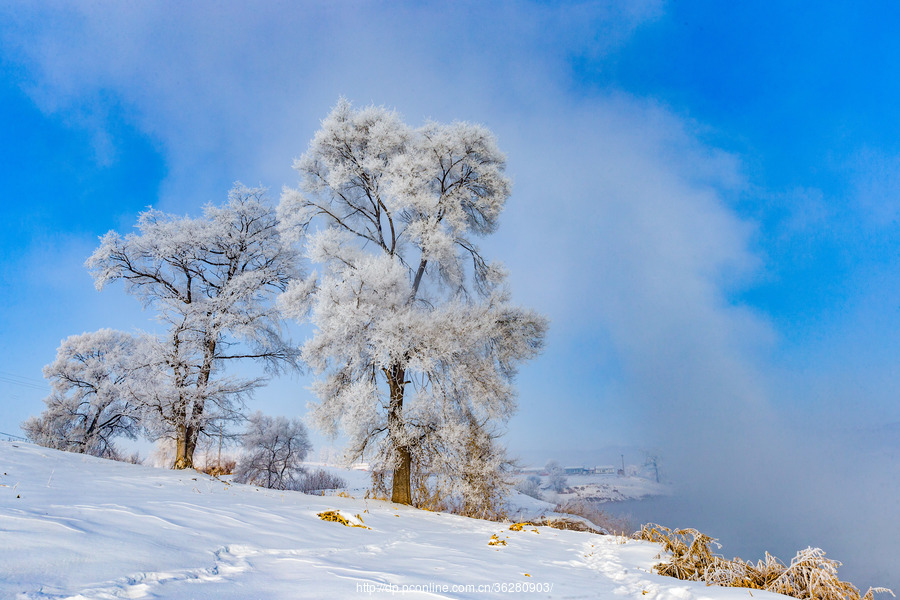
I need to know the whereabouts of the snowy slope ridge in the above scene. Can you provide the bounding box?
[0,442,780,600]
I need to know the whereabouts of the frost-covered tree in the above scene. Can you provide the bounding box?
[545,460,568,493]
[643,452,662,483]
[279,99,548,505]
[295,468,347,494]
[515,475,544,500]
[22,329,146,458]
[426,416,516,518]
[233,412,311,490]
[87,185,300,469]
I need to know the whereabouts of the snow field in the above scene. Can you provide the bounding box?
[1,442,783,599]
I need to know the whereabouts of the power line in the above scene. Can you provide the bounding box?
[0,375,49,392]
[0,370,45,385]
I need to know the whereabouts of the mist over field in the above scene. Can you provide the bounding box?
[620,427,900,590]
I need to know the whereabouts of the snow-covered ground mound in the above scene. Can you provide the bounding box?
[0,441,781,599]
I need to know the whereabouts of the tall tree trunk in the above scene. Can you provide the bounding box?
[173,422,191,469]
[173,419,201,469]
[392,445,412,505]
[386,254,427,504]
[170,335,193,469]
[173,337,215,470]
[172,394,191,469]
[173,444,192,469]
[181,424,198,469]
[173,398,206,469]
[387,362,411,505]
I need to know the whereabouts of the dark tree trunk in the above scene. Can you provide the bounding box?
[173,425,192,469]
[392,444,412,505]
[174,421,200,470]
[173,337,215,470]
[387,362,411,505]
[386,255,428,504]
[173,399,206,470]
[173,413,198,469]
[172,395,192,469]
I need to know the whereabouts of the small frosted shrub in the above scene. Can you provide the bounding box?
[515,475,543,500]
[233,413,311,490]
[295,469,347,494]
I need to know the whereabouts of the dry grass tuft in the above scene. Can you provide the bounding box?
[555,499,635,536]
[533,516,606,535]
[316,510,370,529]
[635,523,894,600]
[200,458,236,477]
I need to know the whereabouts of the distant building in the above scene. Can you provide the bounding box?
[518,464,628,476]
[517,467,544,475]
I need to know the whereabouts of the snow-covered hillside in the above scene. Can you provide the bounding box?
[0,441,781,599]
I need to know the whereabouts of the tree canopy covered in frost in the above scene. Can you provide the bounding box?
[86,185,300,469]
[279,99,548,506]
[233,412,311,490]
[23,329,146,458]
[545,460,568,493]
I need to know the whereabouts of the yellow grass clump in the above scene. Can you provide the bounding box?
[316,510,370,529]
[533,516,605,535]
[635,523,894,600]
[200,458,236,477]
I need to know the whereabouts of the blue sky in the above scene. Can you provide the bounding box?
[602,2,900,334]
[2,0,899,449]
[2,0,899,456]
[1,1,899,585]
